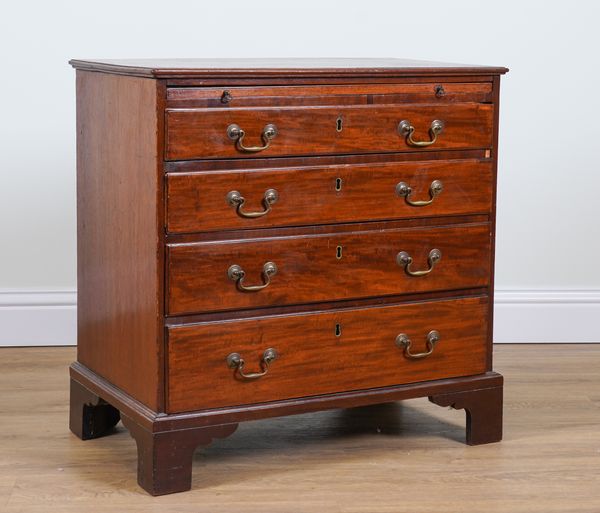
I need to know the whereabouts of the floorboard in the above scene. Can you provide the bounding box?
[0,345,599,512]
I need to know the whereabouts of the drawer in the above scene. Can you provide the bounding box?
[167,223,491,315]
[165,103,494,160]
[166,159,493,233]
[166,296,489,412]
[166,83,493,108]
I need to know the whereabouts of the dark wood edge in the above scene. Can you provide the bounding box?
[165,289,490,326]
[71,363,157,430]
[68,60,509,79]
[164,76,499,87]
[487,75,501,370]
[70,362,503,433]
[155,79,167,411]
[164,153,494,175]
[165,216,490,244]
[164,151,491,173]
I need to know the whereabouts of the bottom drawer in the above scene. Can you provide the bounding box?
[167,296,489,413]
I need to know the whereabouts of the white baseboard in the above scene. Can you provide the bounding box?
[0,290,76,346]
[1,289,599,346]
[493,289,600,343]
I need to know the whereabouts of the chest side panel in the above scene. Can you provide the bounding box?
[76,71,162,410]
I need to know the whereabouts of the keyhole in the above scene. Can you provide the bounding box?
[335,177,343,191]
[335,323,342,337]
[336,246,343,259]
[336,117,343,132]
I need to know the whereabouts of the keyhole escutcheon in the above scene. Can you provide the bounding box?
[336,116,343,132]
[336,246,343,259]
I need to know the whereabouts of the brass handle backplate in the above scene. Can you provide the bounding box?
[227,348,278,379]
[227,123,278,153]
[227,189,279,218]
[396,249,441,276]
[395,330,440,360]
[396,180,443,206]
[227,262,277,292]
[398,119,444,147]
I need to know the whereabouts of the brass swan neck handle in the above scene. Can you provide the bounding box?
[398,119,444,147]
[227,123,278,153]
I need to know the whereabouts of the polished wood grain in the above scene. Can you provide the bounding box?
[69,57,509,78]
[164,148,489,172]
[166,103,494,160]
[166,158,493,233]
[165,76,501,88]
[71,361,501,432]
[165,288,489,326]
[75,71,162,410]
[430,384,503,445]
[1,345,597,511]
[166,82,493,107]
[70,61,506,495]
[166,214,490,244]
[71,361,501,494]
[167,222,491,315]
[120,415,238,495]
[167,297,488,412]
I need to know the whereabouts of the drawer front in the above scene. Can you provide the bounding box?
[165,103,493,160]
[167,223,491,315]
[166,159,493,233]
[166,83,493,108]
[167,296,489,412]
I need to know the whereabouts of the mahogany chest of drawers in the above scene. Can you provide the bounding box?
[68,58,508,495]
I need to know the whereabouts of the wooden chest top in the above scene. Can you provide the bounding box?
[70,57,508,78]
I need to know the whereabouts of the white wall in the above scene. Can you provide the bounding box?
[1,0,599,344]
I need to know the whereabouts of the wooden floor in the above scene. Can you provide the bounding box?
[1,345,599,512]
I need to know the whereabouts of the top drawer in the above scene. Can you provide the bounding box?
[166,83,493,108]
[165,83,494,161]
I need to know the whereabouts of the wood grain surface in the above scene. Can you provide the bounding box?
[166,82,493,107]
[167,222,491,315]
[165,103,494,160]
[69,57,509,78]
[69,63,508,496]
[167,296,489,412]
[1,345,597,511]
[166,158,493,233]
[75,71,162,410]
